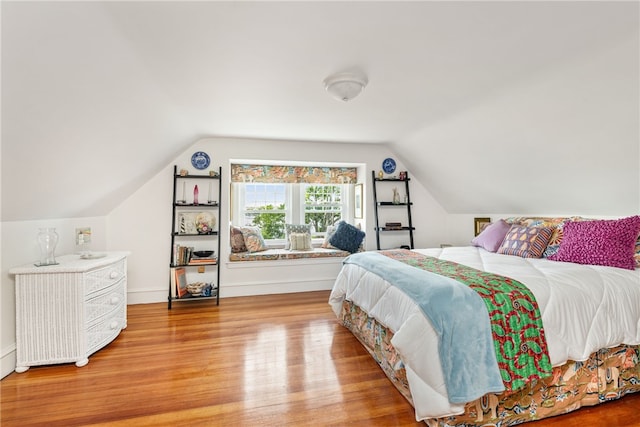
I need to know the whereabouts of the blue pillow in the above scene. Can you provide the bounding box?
[329,221,365,253]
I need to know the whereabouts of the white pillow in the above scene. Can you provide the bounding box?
[289,233,312,251]
[284,224,312,249]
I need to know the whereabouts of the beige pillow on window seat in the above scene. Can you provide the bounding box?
[289,233,312,251]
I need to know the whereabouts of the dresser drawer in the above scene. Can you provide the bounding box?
[85,259,126,296]
[85,279,125,326]
[87,303,126,355]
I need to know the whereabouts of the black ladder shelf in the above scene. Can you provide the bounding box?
[168,165,222,309]
[372,170,415,250]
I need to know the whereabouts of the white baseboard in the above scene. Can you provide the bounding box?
[127,277,335,305]
[127,289,170,305]
[220,278,334,298]
[1,344,17,379]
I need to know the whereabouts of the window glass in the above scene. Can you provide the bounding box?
[303,184,343,237]
[234,183,349,244]
[243,183,286,239]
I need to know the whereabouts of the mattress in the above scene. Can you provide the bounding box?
[328,246,640,421]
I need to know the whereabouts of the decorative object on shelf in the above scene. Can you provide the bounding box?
[193,184,199,205]
[323,71,368,102]
[191,151,210,170]
[382,157,396,174]
[179,169,188,176]
[378,170,384,179]
[399,171,407,180]
[36,227,59,266]
[178,213,197,234]
[209,170,218,177]
[202,283,213,297]
[208,182,214,204]
[174,267,187,297]
[179,181,187,204]
[195,212,216,234]
[392,187,400,204]
[193,250,214,258]
[186,282,206,296]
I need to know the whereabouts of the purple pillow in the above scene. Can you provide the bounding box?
[549,216,640,270]
[471,219,511,252]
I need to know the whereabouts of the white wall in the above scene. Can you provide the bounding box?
[107,137,449,305]
[1,217,107,378]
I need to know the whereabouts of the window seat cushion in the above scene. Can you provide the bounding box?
[229,247,350,262]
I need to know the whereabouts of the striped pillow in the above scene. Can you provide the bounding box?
[497,225,553,258]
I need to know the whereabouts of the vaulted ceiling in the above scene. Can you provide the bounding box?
[2,1,638,221]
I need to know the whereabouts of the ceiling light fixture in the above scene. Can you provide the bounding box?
[323,72,368,102]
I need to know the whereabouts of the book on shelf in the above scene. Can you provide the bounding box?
[173,244,194,266]
[170,267,177,298]
[187,257,217,265]
[385,222,403,230]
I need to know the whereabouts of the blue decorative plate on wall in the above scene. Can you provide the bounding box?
[191,152,210,170]
[382,157,396,174]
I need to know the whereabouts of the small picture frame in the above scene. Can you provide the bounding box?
[354,183,363,219]
[174,267,188,298]
[399,171,407,180]
[474,217,491,236]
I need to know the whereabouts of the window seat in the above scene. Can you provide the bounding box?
[229,247,350,262]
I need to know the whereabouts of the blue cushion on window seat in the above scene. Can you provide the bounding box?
[329,221,365,254]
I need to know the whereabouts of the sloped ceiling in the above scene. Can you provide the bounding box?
[2,1,638,221]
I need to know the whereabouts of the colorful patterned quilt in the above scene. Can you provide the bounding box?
[343,250,553,403]
[378,250,553,393]
[329,246,640,421]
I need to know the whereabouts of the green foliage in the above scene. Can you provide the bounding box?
[304,185,341,234]
[248,204,285,239]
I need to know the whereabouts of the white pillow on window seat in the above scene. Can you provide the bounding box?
[289,233,312,251]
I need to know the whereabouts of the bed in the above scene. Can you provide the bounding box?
[328,216,640,426]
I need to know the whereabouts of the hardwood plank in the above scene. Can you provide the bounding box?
[1,290,639,426]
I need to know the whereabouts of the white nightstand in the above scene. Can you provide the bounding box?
[10,251,129,372]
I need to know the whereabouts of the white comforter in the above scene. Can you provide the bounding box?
[328,246,640,421]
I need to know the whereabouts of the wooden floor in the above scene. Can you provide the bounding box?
[2,290,639,426]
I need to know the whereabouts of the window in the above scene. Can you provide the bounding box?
[230,163,359,246]
[233,183,349,244]
[303,184,343,236]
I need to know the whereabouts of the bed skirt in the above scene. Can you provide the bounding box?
[339,300,640,426]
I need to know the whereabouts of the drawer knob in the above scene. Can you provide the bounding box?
[109,271,119,279]
[110,296,120,305]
